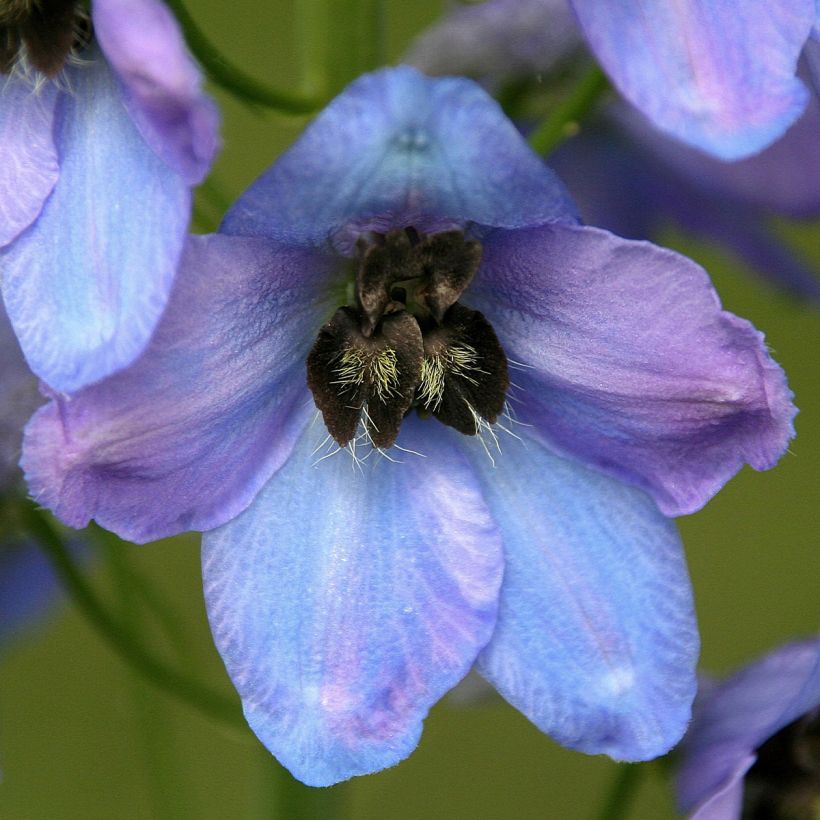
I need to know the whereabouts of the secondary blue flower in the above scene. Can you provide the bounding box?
[21,67,796,786]
[412,0,820,160]
[569,0,819,160]
[677,638,820,819]
[0,0,219,392]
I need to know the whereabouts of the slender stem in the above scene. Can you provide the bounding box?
[25,504,244,731]
[593,764,643,820]
[528,64,609,156]
[325,0,384,94]
[163,0,323,114]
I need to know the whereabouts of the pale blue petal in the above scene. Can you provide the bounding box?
[467,433,698,760]
[0,77,58,246]
[222,66,576,246]
[571,0,815,159]
[203,419,503,786]
[1,49,189,392]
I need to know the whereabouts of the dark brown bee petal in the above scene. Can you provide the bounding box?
[362,311,423,448]
[306,307,423,449]
[419,231,482,323]
[356,228,422,335]
[419,303,509,436]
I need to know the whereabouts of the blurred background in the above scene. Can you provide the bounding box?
[1,1,818,817]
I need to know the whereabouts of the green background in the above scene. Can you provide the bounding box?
[1,2,818,817]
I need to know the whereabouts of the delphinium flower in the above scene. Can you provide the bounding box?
[0,0,219,392]
[0,301,62,645]
[412,0,820,160]
[678,638,820,819]
[21,67,796,786]
[567,0,820,160]
[408,0,820,302]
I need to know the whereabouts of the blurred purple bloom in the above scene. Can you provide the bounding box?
[678,639,820,819]
[0,301,63,646]
[21,67,796,786]
[569,0,819,159]
[549,100,820,302]
[0,0,219,392]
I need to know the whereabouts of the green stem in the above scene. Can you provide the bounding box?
[92,527,193,665]
[528,64,609,156]
[325,0,384,94]
[25,504,244,731]
[593,764,643,820]
[163,0,323,114]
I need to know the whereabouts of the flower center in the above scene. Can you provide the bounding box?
[306,228,509,449]
[743,710,820,820]
[1,0,88,77]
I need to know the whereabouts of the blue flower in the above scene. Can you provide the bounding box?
[21,67,796,786]
[0,0,219,393]
[410,0,820,160]
[677,638,820,819]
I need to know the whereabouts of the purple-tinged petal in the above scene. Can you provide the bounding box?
[678,639,820,816]
[686,755,755,820]
[804,37,820,95]
[1,50,189,393]
[613,93,820,219]
[469,223,796,517]
[570,0,814,159]
[222,66,577,246]
[93,0,219,185]
[203,419,503,787]
[405,0,581,91]
[0,303,40,489]
[0,77,58,246]
[465,432,697,760]
[22,234,339,544]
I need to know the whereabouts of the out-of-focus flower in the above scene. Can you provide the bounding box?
[568,0,819,160]
[0,0,219,393]
[0,301,63,645]
[404,0,582,92]
[678,639,820,819]
[409,0,820,159]
[22,67,795,786]
[408,0,820,301]
[549,100,820,302]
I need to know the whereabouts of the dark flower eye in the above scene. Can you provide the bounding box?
[0,0,87,77]
[307,228,509,448]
